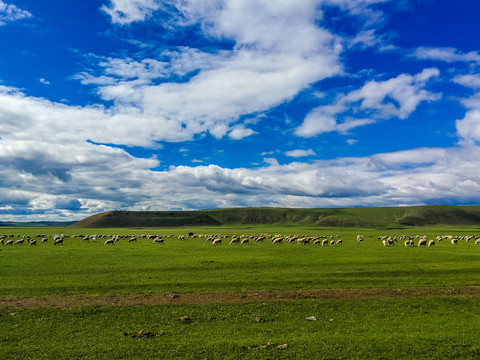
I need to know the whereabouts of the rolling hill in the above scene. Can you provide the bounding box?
[70,205,480,228]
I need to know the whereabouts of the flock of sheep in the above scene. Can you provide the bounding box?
[2,232,480,248]
[377,234,480,247]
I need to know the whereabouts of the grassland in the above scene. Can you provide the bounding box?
[1,225,480,359]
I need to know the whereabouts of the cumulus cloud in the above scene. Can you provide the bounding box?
[0,0,31,25]
[295,68,441,137]
[454,74,480,89]
[453,74,480,145]
[2,1,480,221]
[101,0,161,24]
[285,149,317,158]
[76,1,344,143]
[412,47,480,64]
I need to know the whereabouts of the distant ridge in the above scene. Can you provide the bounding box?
[71,205,480,228]
[71,210,221,228]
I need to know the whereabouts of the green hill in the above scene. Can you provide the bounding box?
[71,205,480,228]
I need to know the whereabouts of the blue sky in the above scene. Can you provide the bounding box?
[1,0,480,221]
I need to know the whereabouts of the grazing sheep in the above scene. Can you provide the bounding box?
[321,239,329,246]
[104,238,115,245]
[152,237,164,244]
[451,238,458,245]
[4,240,13,246]
[357,235,364,242]
[387,237,397,246]
[297,238,309,245]
[240,238,249,245]
[272,237,283,244]
[129,236,137,243]
[29,239,37,246]
[418,239,427,247]
[212,238,222,246]
[336,239,343,245]
[475,239,480,245]
[14,238,25,245]
[54,238,63,246]
[428,240,435,248]
[404,239,414,247]
[229,237,240,245]
[255,236,266,242]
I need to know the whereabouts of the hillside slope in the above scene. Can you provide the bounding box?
[71,205,480,228]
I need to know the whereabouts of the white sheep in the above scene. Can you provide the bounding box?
[418,239,427,247]
[229,237,240,245]
[104,238,115,245]
[272,237,283,244]
[212,238,222,245]
[297,238,309,245]
[152,237,164,244]
[427,240,435,248]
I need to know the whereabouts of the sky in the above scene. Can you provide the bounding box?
[1,0,480,221]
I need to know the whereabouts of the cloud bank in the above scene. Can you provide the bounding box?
[0,0,479,221]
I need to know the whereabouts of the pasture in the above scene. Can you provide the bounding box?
[1,225,480,359]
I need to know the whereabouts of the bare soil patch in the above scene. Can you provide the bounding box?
[2,286,480,309]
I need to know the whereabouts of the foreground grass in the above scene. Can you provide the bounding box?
[1,297,480,359]
[1,226,480,297]
[2,226,480,359]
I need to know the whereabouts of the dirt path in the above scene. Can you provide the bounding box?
[2,286,480,309]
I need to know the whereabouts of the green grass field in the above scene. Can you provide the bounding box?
[1,225,480,359]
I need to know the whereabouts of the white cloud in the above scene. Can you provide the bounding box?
[348,29,396,51]
[0,0,31,25]
[412,47,480,64]
[454,74,480,89]
[285,149,317,158]
[101,0,161,24]
[228,125,256,140]
[295,68,441,137]
[82,1,343,143]
[454,76,480,145]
